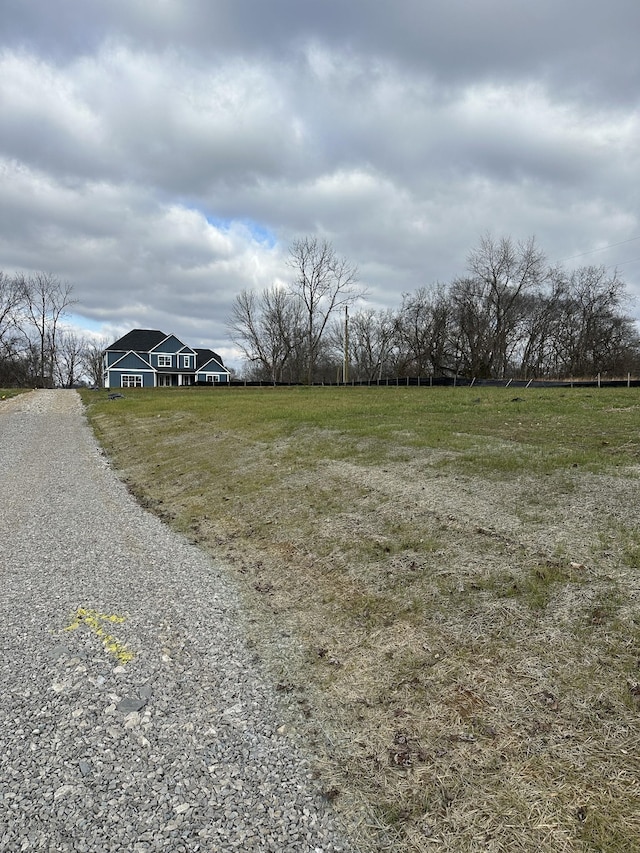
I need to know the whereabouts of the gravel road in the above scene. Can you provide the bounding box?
[0,390,354,852]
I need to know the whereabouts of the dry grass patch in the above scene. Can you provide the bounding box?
[82,387,640,852]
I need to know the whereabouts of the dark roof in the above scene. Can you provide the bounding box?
[106,330,226,369]
[195,348,226,369]
[107,329,167,351]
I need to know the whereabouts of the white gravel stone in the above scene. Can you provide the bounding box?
[0,390,356,853]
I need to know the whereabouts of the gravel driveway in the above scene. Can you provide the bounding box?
[0,390,353,852]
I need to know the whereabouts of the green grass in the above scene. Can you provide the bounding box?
[80,385,640,853]
[0,388,29,401]
[469,560,585,610]
[85,384,640,473]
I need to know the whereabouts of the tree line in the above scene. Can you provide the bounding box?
[0,271,103,387]
[229,234,640,383]
[4,234,637,389]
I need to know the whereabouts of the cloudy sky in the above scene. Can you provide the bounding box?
[2,0,640,367]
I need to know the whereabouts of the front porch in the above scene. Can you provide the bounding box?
[156,373,195,387]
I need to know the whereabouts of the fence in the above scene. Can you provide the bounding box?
[197,373,640,389]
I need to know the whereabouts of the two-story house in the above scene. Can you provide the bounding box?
[104,329,230,389]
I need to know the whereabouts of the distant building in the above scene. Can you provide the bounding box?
[104,329,230,388]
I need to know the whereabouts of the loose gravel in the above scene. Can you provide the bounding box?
[0,390,356,852]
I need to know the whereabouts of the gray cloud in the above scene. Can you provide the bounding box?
[1,0,639,365]
[6,1,640,99]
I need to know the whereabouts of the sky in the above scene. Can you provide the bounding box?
[2,0,640,368]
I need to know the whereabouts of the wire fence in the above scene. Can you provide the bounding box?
[198,373,640,389]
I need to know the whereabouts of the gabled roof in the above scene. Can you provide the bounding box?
[106,330,227,369]
[195,348,228,371]
[107,329,166,351]
[108,351,154,370]
[151,334,192,353]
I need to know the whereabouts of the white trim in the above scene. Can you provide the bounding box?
[198,357,230,375]
[108,350,152,369]
[107,369,154,373]
[150,335,195,355]
[121,374,143,388]
[149,334,179,353]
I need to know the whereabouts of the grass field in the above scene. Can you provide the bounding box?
[81,386,640,852]
[0,388,28,401]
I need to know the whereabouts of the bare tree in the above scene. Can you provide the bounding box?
[448,276,494,378]
[514,271,566,379]
[81,337,109,388]
[0,272,21,353]
[15,272,76,387]
[550,266,638,377]
[463,234,547,378]
[287,237,362,384]
[328,307,397,381]
[54,330,86,387]
[350,308,397,381]
[225,234,639,385]
[0,272,24,383]
[228,286,304,381]
[395,285,453,377]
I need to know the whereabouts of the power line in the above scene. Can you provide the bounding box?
[556,235,640,264]
[609,255,640,269]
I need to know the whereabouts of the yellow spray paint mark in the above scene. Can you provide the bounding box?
[64,607,135,665]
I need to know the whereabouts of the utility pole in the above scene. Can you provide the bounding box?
[343,305,349,384]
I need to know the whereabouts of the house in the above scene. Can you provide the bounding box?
[104,329,230,389]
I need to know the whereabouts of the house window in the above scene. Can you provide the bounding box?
[157,355,172,367]
[183,355,191,368]
[205,374,220,383]
[121,374,142,388]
